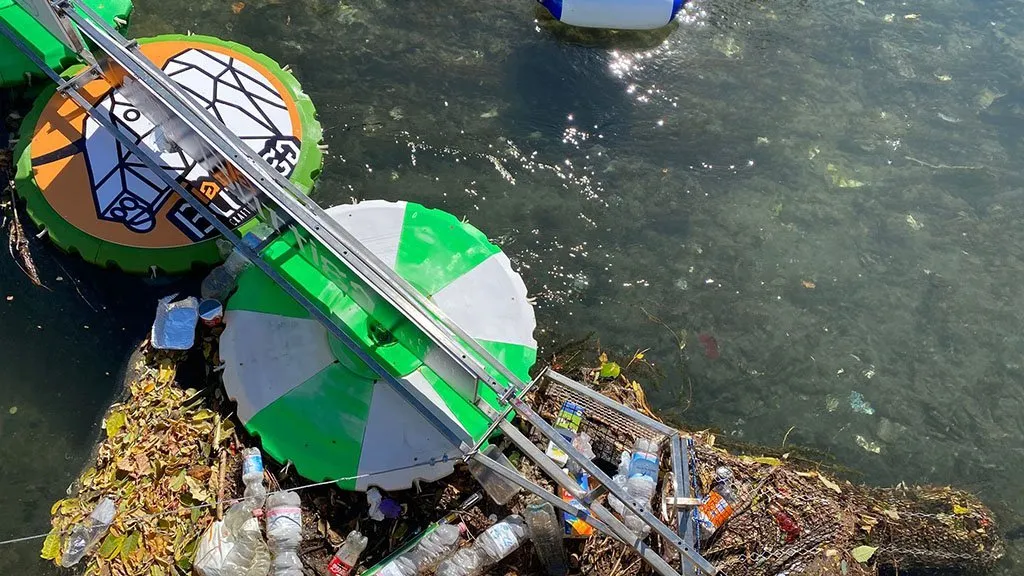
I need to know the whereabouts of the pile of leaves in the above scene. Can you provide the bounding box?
[41,346,237,576]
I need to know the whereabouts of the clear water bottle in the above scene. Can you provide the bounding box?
[377,523,463,576]
[60,497,116,567]
[267,491,303,576]
[221,501,271,576]
[435,515,529,576]
[328,530,368,576]
[694,466,738,540]
[624,438,659,535]
[241,447,268,508]
[200,226,273,302]
[523,501,568,576]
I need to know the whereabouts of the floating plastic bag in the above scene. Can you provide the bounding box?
[151,294,199,350]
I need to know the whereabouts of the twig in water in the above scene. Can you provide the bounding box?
[5,184,48,290]
[639,305,692,412]
[904,156,983,170]
[782,425,796,447]
[54,259,96,311]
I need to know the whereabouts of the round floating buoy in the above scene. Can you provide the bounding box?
[0,0,133,88]
[14,34,323,274]
[219,200,538,491]
[538,0,684,30]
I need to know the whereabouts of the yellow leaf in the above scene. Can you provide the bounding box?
[819,475,842,494]
[751,456,782,466]
[157,365,175,384]
[882,509,900,520]
[40,529,61,561]
[598,352,608,364]
[851,545,878,563]
[105,411,127,439]
[952,504,970,515]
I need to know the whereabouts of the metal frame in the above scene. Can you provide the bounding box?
[4,4,714,574]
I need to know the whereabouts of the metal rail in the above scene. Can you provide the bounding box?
[6,3,715,574]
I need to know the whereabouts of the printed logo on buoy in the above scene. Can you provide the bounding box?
[28,40,304,249]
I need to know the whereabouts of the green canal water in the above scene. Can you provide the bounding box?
[3,0,1024,572]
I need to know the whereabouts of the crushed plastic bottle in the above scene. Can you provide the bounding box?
[201,250,252,302]
[376,523,463,576]
[328,530,368,576]
[523,501,568,576]
[201,226,273,302]
[60,497,116,567]
[267,491,303,576]
[694,466,738,541]
[220,500,271,576]
[214,449,271,576]
[435,515,529,576]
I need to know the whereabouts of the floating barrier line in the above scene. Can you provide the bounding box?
[0,453,453,548]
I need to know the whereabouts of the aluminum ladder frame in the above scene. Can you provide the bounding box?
[2,4,714,573]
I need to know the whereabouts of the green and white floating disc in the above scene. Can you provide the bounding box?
[220,200,537,490]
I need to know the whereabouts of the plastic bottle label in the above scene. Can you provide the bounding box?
[266,506,302,532]
[695,491,734,531]
[484,522,521,558]
[327,556,355,576]
[242,452,263,477]
[628,451,658,480]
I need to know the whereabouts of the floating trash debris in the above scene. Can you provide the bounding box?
[849,391,875,415]
[151,295,199,350]
[855,435,882,453]
[825,396,840,413]
[905,214,924,230]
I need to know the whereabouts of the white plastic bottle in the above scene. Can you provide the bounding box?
[435,515,529,576]
[377,523,463,576]
[267,491,303,576]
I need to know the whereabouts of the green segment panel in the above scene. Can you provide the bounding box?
[395,203,501,296]
[246,361,374,488]
[0,0,133,87]
[259,231,425,379]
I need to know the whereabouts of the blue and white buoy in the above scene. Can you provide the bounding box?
[538,0,685,30]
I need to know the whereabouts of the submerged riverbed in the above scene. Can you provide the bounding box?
[3,0,1024,572]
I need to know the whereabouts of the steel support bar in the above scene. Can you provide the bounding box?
[671,434,699,575]
[36,9,472,448]
[466,451,612,535]
[505,395,715,575]
[68,0,533,400]
[493,420,691,576]
[0,23,472,454]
